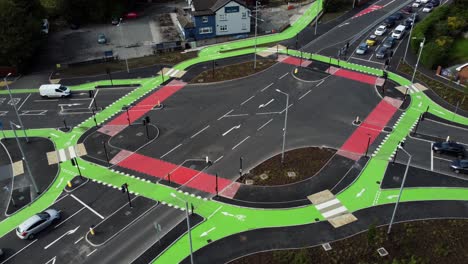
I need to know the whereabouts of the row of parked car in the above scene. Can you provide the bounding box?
[432,141,468,174]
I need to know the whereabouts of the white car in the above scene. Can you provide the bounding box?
[420,0,430,3]
[412,2,421,7]
[422,4,433,12]
[374,25,387,36]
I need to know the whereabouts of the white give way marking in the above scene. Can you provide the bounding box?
[44,226,80,249]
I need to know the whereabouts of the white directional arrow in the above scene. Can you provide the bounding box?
[387,195,399,199]
[50,133,59,138]
[44,226,80,250]
[418,102,422,108]
[222,125,241,136]
[356,188,366,197]
[433,109,445,115]
[258,99,274,108]
[200,227,216,237]
[44,256,56,264]
[221,211,234,217]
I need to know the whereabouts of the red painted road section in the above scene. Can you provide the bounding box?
[332,68,378,85]
[98,80,186,136]
[353,5,383,18]
[278,55,312,67]
[337,97,401,160]
[117,153,232,194]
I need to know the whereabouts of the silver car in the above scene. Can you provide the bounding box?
[16,209,60,239]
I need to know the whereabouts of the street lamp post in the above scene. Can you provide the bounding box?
[403,13,417,62]
[117,18,130,73]
[10,122,39,194]
[252,1,264,70]
[411,38,425,84]
[275,89,289,164]
[314,0,320,35]
[387,144,412,235]
[170,193,194,264]
[5,73,28,142]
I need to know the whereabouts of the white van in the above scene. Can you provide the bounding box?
[39,84,71,98]
[392,25,406,39]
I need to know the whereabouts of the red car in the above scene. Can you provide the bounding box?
[124,12,138,19]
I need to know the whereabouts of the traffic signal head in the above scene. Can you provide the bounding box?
[88,90,94,98]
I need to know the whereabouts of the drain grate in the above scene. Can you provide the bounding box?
[377,247,388,257]
[322,243,332,251]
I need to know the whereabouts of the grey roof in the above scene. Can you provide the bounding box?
[192,0,248,16]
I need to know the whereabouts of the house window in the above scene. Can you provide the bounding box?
[220,25,227,32]
[242,23,246,30]
[202,16,208,23]
[242,12,247,19]
[219,14,227,21]
[199,27,212,34]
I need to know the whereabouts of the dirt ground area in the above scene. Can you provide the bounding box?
[237,147,336,186]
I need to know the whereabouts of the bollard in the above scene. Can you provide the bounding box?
[67,181,72,188]
[355,116,360,123]
[90,225,95,235]
[157,100,161,107]
[294,68,298,74]
[446,136,450,142]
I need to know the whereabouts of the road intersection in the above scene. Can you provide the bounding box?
[0,0,467,263]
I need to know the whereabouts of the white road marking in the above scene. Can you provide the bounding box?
[74,236,84,244]
[20,110,47,115]
[34,99,58,102]
[17,94,31,111]
[222,125,241,136]
[383,0,397,7]
[258,99,274,108]
[232,136,250,150]
[240,95,255,105]
[337,22,350,28]
[356,188,366,197]
[68,146,77,159]
[200,227,216,237]
[224,114,249,118]
[44,226,80,249]
[70,194,105,219]
[315,198,340,210]
[279,73,289,79]
[56,177,64,188]
[160,144,182,159]
[261,83,274,92]
[214,156,224,163]
[86,249,97,257]
[256,111,280,115]
[387,195,398,199]
[88,89,99,109]
[257,118,273,131]
[299,90,312,100]
[58,149,66,162]
[433,156,452,162]
[208,206,223,219]
[322,206,348,218]
[54,207,85,228]
[190,125,210,139]
[431,143,434,171]
[0,239,38,264]
[44,256,56,264]
[316,80,325,87]
[218,109,233,120]
[0,111,7,116]
[279,103,293,114]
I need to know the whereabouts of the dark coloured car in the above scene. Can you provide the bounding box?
[404,19,413,29]
[432,141,465,157]
[383,17,396,27]
[382,37,396,49]
[430,0,440,6]
[401,5,413,14]
[375,46,388,59]
[389,12,403,20]
[451,159,468,174]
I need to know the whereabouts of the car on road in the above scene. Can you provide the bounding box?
[392,25,406,39]
[404,19,413,29]
[16,209,61,239]
[451,159,468,174]
[422,4,434,12]
[375,46,388,59]
[375,25,387,36]
[383,17,396,28]
[389,12,403,21]
[412,1,421,7]
[382,36,396,49]
[421,0,431,3]
[98,33,107,44]
[356,43,369,55]
[401,5,413,14]
[432,141,466,157]
[366,35,378,46]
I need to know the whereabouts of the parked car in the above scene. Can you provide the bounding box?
[451,159,468,174]
[401,5,413,14]
[375,25,387,36]
[124,12,138,19]
[356,43,369,55]
[16,209,61,239]
[404,19,413,29]
[366,35,378,46]
[412,1,421,7]
[432,141,466,157]
[382,37,396,49]
[389,12,403,20]
[421,0,431,3]
[98,33,107,44]
[375,46,388,59]
[430,0,440,6]
[422,3,433,12]
[392,25,406,39]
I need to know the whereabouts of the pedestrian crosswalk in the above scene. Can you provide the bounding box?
[159,68,186,78]
[308,190,357,228]
[47,143,87,165]
[396,83,427,95]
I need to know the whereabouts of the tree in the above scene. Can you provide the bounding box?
[0,0,43,69]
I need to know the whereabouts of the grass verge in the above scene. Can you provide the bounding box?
[398,61,467,111]
[190,59,277,84]
[230,219,468,264]
[237,147,335,186]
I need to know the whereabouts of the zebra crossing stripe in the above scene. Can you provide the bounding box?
[68,146,76,159]
[166,68,175,76]
[322,206,348,218]
[58,149,67,162]
[170,69,179,77]
[315,198,340,210]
